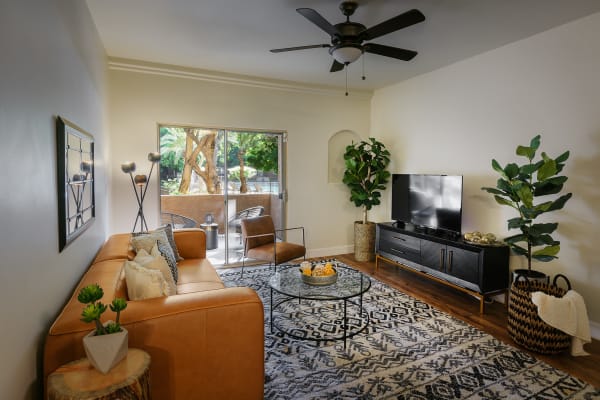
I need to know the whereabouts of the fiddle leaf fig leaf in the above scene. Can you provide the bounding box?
[537,158,557,181]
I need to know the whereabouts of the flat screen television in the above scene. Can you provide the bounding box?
[391,174,463,235]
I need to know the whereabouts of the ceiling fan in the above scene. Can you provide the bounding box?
[270,1,425,73]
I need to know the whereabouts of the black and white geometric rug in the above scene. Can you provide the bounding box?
[218,261,599,399]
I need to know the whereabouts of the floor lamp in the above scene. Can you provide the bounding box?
[121,152,161,233]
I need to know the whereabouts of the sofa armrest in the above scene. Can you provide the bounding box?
[173,228,206,259]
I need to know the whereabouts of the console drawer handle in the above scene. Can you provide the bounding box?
[392,236,406,242]
[391,247,406,255]
[439,248,445,271]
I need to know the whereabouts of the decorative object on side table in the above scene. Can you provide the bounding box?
[481,135,572,280]
[56,116,95,252]
[121,152,161,233]
[342,138,391,262]
[78,284,128,374]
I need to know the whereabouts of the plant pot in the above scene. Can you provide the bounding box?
[354,221,375,262]
[512,269,548,284]
[83,324,128,374]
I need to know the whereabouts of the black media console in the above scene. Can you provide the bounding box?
[375,222,509,313]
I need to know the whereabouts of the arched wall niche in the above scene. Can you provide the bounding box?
[328,130,361,184]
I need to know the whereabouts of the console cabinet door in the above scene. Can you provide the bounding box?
[420,240,446,272]
[446,245,480,284]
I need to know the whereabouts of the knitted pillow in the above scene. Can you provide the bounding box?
[123,260,169,300]
[134,247,177,295]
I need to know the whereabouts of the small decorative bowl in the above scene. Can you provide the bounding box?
[300,269,338,286]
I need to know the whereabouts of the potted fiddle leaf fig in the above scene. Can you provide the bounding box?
[78,283,129,374]
[343,138,391,261]
[481,135,572,279]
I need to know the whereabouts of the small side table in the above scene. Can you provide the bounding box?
[47,348,151,400]
[200,222,219,250]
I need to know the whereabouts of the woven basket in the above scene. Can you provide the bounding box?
[507,274,571,354]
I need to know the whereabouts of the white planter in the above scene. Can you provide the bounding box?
[83,324,128,374]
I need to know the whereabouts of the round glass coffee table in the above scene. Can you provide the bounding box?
[269,263,371,348]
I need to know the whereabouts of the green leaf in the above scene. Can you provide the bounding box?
[546,193,573,212]
[529,222,558,235]
[533,244,560,258]
[555,150,570,164]
[507,217,527,229]
[504,163,519,179]
[537,158,557,181]
[494,195,516,208]
[78,284,104,304]
[516,185,533,208]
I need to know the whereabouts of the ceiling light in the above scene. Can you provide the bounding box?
[330,45,362,64]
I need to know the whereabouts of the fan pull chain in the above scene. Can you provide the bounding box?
[362,53,366,80]
[345,64,349,96]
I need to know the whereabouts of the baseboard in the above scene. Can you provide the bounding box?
[307,245,353,259]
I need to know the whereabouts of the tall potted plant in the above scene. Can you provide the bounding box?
[481,135,572,279]
[343,138,391,261]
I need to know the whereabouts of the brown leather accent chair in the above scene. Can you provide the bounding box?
[240,215,306,276]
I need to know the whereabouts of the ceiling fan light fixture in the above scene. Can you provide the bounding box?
[330,45,362,64]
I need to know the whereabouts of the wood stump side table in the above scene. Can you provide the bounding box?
[47,348,150,400]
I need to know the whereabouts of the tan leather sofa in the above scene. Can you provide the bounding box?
[44,229,264,399]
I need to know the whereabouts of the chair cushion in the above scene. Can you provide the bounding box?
[241,216,275,249]
[247,242,306,264]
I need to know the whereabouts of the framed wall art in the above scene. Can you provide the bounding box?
[56,116,95,252]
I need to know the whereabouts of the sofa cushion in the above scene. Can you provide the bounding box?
[177,258,223,285]
[177,281,225,294]
[124,260,170,300]
[157,240,178,283]
[134,247,177,296]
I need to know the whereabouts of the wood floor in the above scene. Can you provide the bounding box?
[331,253,600,389]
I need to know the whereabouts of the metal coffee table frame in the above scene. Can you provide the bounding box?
[269,264,371,348]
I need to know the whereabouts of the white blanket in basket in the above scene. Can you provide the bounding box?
[531,289,591,356]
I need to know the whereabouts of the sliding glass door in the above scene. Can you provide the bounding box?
[158,125,285,266]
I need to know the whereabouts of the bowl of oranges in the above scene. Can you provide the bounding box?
[299,261,338,286]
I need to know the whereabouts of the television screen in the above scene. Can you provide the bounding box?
[392,174,463,234]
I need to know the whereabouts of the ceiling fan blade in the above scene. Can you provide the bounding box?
[330,60,344,72]
[296,8,338,37]
[362,9,425,40]
[364,43,417,61]
[270,44,330,53]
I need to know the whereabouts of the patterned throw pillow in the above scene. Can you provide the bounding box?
[134,247,177,295]
[123,260,170,300]
[130,229,171,254]
[157,240,178,283]
[155,224,184,261]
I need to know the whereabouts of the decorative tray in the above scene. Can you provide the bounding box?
[299,262,338,286]
[463,231,505,247]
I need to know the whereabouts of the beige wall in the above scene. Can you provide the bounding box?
[107,64,372,256]
[0,1,108,398]
[371,12,600,335]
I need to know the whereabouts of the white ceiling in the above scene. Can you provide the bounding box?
[86,0,600,91]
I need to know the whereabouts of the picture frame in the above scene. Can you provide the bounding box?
[56,116,95,252]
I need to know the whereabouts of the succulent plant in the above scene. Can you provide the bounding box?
[77,284,127,336]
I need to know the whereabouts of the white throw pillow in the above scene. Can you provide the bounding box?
[133,246,177,296]
[123,260,170,300]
